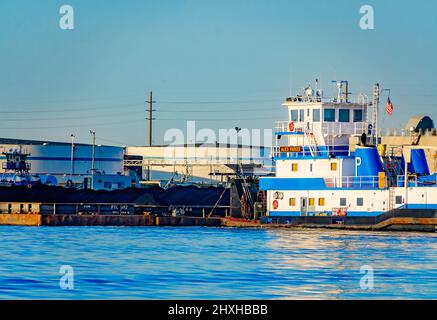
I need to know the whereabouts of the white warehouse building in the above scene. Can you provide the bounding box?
[126,143,273,183]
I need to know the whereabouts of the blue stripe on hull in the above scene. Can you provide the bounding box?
[398,204,437,209]
[259,178,382,191]
[260,178,327,190]
[269,211,383,217]
[268,211,301,217]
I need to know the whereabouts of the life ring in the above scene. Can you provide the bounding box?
[288,122,295,132]
[27,183,32,189]
[272,200,279,210]
[337,208,347,217]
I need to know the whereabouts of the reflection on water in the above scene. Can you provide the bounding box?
[0,226,436,299]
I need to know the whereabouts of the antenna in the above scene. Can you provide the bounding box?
[331,80,350,103]
[288,65,293,96]
[372,84,391,145]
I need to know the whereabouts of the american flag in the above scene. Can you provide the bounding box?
[386,97,394,115]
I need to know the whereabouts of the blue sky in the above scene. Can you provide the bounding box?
[0,0,436,146]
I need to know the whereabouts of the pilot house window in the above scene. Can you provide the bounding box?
[299,109,305,122]
[339,109,350,122]
[323,109,336,122]
[313,109,321,122]
[291,110,299,122]
[353,110,363,122]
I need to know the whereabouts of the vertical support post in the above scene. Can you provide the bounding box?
[70,134,75,184]
[404,155,408,209]
[90,130,96,190]
[148,91,154,147]
[373,83,380,145]
[235,127,242,176]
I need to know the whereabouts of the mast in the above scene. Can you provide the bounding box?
[373,83,380,145]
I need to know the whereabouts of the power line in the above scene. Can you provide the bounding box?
[1,111,144,122]
[158,99,281,104]
[0,119,145,130]
[0,92,143,105]
[96,136,133,146]
[153,117,280,121]
[156,106,282,113]
[0,102,143,114]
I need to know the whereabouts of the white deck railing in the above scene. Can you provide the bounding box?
[322,122,367,136]
[275,121,367,136]
[324,176,384,189]
[275,121,312,133]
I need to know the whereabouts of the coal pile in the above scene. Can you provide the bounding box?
[0,185,230,207]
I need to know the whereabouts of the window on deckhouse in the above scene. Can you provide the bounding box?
[323,109,335,122]
[291,110,299,122]
[299,109,305,122]
[353,110,363,122]
[339,109,350,122]
[313,109,321,122]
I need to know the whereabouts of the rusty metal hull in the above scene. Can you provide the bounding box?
[41,214,155,226]
[0,214,41,226]
[261,208,437,232]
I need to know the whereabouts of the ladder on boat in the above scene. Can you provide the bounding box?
[304,126,319,157]
[388,187,396,211]
[238,163,254,212]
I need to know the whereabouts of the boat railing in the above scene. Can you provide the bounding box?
[324,176,384,189]
[285,96,324,103]
[2,162,31,171]
[275,121,313,133]
[396,175,437,187]
[284,96,369,104]
[275,120,367,136]
[322,122,367,136]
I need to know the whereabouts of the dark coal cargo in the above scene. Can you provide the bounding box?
[0,185,230,207]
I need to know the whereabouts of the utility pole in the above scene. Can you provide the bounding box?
[146,91,156,147]
[146,91,156,181]
[90,130,96,190]
[69,134,75,185]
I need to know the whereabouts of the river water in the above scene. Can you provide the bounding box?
[0,226,436,299]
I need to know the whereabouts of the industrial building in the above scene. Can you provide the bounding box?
[126,143,273,184]
[0,138,134,190]
[0,137,273,189]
